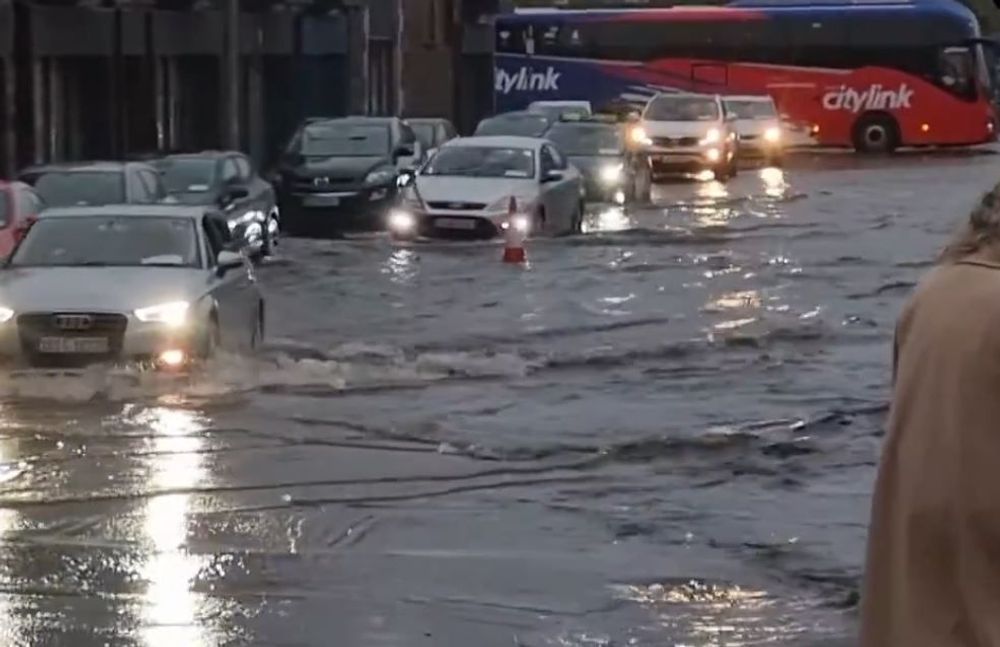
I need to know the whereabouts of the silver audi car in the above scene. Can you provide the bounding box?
[0,205,264,370]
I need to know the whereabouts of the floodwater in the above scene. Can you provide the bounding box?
[0,151,996,646]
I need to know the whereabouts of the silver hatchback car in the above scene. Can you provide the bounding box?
[0,205,263,370]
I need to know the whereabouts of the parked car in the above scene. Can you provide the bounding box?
[389,135,584,240]
[544,114,651,205]
[0,205,262,370]
[150,151,280,257]
[407,118,458,157]
[723,95,786,166]
[273,116,423,235]
[473,111,553,138]
[0,182,44,257]
[528,100,593,121]
[17,161,168,207]
[636,93,739,181]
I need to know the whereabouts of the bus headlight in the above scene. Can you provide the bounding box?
[763,126,782,143]
[600,163,623,184]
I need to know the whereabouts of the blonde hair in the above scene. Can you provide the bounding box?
[940,182,1000,263]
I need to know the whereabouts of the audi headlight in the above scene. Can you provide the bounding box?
[763,126,782,143]
[0,307,13,324]
[599,163,623,184]
[365,168,396,186]
[700,128,721,145]
[135,301,189,327]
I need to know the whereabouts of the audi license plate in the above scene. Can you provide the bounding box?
[302,194,341,207]
[38,337,109,354]
[435,218,476,230]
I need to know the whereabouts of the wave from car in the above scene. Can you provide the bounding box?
[0,205,263,371]
[389,135,583,240]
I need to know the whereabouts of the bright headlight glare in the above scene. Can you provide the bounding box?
[135,301,189,326]
[388,210,416,232]
[705,148,721,162]
[700,128,721,145]
[600,164,623,183]
[764,126,782,142]
[630,126,651,145]
[511,215,531,233]
[0,307,13,324]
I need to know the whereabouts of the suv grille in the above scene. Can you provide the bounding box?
[426,201,487,211]
[17,313,128,367]
[652,136,700,147]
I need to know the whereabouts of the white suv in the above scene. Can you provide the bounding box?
[635,92,738,181]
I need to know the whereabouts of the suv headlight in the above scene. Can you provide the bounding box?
[135,301,189,327]
[365,168,396,186]
[700,128,721,145]
[763,126,782,143]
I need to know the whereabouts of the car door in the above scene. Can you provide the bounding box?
[236,154,272,228]
[539,144,577,232]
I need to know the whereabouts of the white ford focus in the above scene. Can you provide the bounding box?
[389,136,584,240]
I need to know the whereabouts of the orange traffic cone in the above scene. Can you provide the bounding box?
[502,196,527,264]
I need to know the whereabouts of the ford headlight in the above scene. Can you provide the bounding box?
[600,163,623,184]
[764,126,782,143]
[0,307,13,324]
[700,128,721,145]
[365,168,396,186]
[135,301,189,327]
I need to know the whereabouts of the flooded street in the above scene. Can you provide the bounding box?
[0,152,995,646]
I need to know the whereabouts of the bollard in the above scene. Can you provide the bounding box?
[502,196,528,264]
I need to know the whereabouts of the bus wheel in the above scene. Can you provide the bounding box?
[853,113,899,154]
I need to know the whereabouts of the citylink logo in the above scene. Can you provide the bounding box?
[495,66,562,94]
[821,83,914,113]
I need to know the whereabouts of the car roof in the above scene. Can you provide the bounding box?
[406,117,451,125]
[530,100,591,107]
[19,161,145,174]
[445,135,543,149]
[37,205,218,220]
[159,150,240,160]
[724,95,775,102]
[651,92,720,101]
[306,116,397,127]
[488,111,548,119]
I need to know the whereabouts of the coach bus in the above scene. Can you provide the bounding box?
[494,0,998,152]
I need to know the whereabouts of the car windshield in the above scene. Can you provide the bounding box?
[475,115,550,137]
[155,158,218,194]
[645,96,720,122]
[422,146,535,178]
[545,124,623,156]
[32,172,125,207]
[410,123,438,149]
[724,100,777,120]
[10,216,201,268]
[529,105,591,121]
[299,124,391,157]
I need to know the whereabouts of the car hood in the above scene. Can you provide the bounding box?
[733,120,780,136]
[0,267,211,313]
[282,156,391,179]
[642,120,720,138]
[414,176,539,207]
[567,155,623,176]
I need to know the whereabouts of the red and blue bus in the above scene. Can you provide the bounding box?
[494,0,998,152]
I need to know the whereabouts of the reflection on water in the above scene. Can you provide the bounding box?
[587,206,632,232]
[0,431,24,645]
[382,248,419,284]
[760,167,788,199]
[616,581,815,645]
[136,406,210,647]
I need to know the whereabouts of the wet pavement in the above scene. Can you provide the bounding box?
[0,151,997,646]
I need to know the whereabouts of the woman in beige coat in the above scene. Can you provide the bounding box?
[861,183,1000,646]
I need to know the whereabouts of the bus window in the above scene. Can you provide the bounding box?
[497,22,525,54]
[939,46,976,100]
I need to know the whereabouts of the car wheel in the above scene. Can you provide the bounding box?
[262,213,280,256]
[200,316,222,359]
